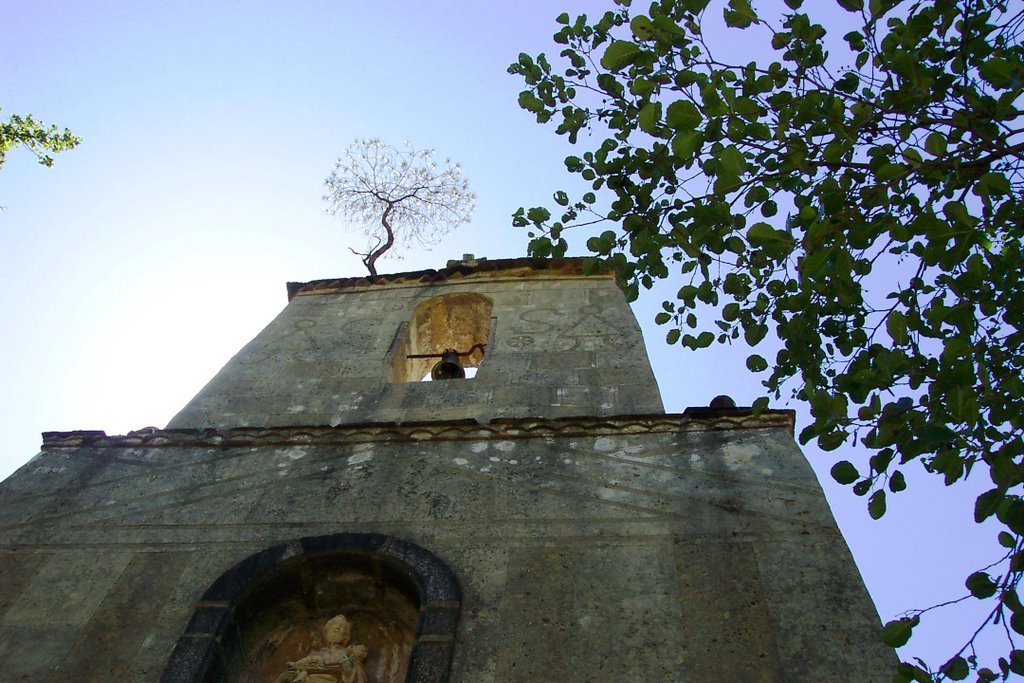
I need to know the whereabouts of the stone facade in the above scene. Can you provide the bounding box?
[169,259,661,429]
[0,258,895,681]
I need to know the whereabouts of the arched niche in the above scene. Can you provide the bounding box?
[389,293,494,382]
[161,533,460,683]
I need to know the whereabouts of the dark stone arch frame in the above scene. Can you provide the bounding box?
[161,533,461,683]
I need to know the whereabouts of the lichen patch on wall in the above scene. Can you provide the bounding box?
[721,442,762,472]
[348,443,374,465]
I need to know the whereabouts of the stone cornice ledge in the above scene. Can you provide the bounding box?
[286,257,610,300]
[41,408,795,450]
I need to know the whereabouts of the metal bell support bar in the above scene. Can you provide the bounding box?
[407,343,487,381]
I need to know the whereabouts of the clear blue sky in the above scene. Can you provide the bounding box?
[1,0,1007,672]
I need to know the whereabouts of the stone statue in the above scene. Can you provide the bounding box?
[278,614,368,683]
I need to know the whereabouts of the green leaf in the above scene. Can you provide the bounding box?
[875,163,907,181]
[940,656,969,681]
[600,41,643,71]
[666,100,702,131]
[672,130,702,160]
[980,57,1014,88]
[889,470,907,492]
[630,15,656,40]
[836,0,864,10]
[743,322,768,345]
[819,431,846,451]
[655,312,671,325]
[719,145,748,175]
[746,354,768,372]
[868,489,886,519]
[901,147,922,165]
[869,0,895,19]
[1012,612,1024,636]
[976,667,998,682]
[881,617,917,648]
[1009,650,1024,675]
[895,662,933,683]
[526,206,551,224]
[870,450,893,473]
[724,0,758,28]
[747,222,795,253]
[714,173,741,194]
[638,102,662,135]
[886,311,908,345]
[1001,498,1024,535]
[831,460,860,485]
[966,571,998,599]
[975,172,1011,197]
[924,132,947,156]
[517,91,545,114]
[975,488,1004,523]
[942,200,972,227]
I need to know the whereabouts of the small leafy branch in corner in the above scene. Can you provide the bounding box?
[509,0,1024,679]
[324,139,475,276]
[0,109,80,170]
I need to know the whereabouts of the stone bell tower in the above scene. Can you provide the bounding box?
[167,256,663,430]
[0,257,894,682]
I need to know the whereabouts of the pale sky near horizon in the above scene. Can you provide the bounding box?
[1,0,1011,672]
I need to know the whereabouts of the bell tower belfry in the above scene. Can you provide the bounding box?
[0,257,895,682]
[168,256,663,430]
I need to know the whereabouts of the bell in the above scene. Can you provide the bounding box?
[430,349,465,380]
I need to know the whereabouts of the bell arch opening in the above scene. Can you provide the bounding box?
[161,534,460,683]
[388,293,493,383]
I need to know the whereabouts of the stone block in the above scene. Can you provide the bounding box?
[0,624,79,679]
[62,552,194,678]
[494,545,577,680]
[0,551,50,621]
[3,550,133,628]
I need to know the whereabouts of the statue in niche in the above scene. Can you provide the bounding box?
[278,614,368,683]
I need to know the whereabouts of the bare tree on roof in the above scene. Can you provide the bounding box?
[324,139,475,276]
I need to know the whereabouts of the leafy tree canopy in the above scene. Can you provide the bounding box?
[0,109,79,170]
[510,0,1024,679]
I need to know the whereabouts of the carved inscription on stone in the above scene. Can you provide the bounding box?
[507,305,627,351]
[505,334,535,348]
[278,614,368,683]
[512,307,559,333]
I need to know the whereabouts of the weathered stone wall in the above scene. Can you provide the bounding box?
[168,266,663,430]
[0,259,895,681]
[0,413,895,681]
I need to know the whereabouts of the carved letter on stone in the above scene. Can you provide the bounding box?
[278,615,368,683]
